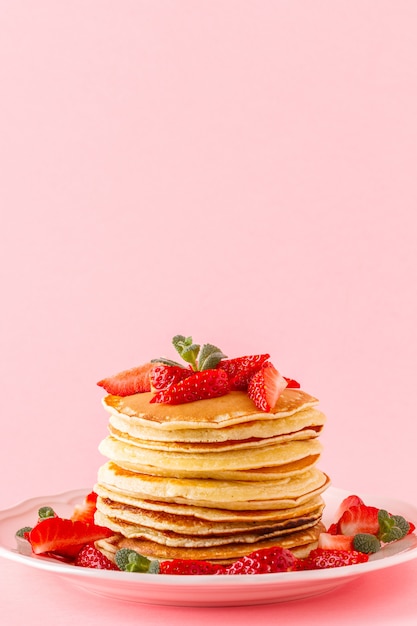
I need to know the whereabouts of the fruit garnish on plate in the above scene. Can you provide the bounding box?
[97,334,299,412]
[15,492,416,574]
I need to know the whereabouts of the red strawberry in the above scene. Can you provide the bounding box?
[150,369,230,405]
[217,354,270,390]
[318,532,354,551]
[150,364,192,390]
[284,377,301,388]
[71,491,98,525]
[408,521,416,535]
[159,559,225,575]
[334,495,365,523]
[97,362,155,396]
[302,549,369,570]
[338,505,380,536]
[75,543,119,570]
[247,362,288,412]
[224,547,298,575]
[28,517,113,557]
[327,523,339,535]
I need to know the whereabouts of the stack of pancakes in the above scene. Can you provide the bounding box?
[94,388,330,564]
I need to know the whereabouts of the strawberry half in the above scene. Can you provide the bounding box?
[301,548,369,570]
[150,369,230,405]
[28,517,113,557]
[224,547,298,575]
[150,364,192,390]
[334,495,365,523]
[318,532,354,551]
[217,354,270,390]
[247,362,288,412]
[97,362,155,396]
[71,491,98,525]
[159,559,225,575]
[75,543,119,570]
[337,505,380,537]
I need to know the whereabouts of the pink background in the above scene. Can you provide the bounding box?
[1,1,416,623]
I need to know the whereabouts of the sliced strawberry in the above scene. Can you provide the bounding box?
[159,559,225,575]
[334,495,365,523]
[75,543,119,570]
[150,369,230,405]
[224,547,298,575]
[318,532,354,551]
[71,491,98,525]
[28,517,113,557]
[303,549,369,570]
[97,362,155,396]
[338,505,380,536]
[284,377,301,388]
[408,521,416,535]
[327,523,339,535]
[217,354,270,390]
[150,364,192,390]
[247,362,288,412]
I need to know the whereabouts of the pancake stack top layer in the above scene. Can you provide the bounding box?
[95,387,330,563]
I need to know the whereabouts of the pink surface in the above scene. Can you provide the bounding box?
[1,1,416,623]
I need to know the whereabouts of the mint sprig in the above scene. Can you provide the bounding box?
[377,509,410,543]
[153,335,227,371]
[115,548,159,573]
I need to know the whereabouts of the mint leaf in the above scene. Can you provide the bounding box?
[150,358,185,368]
[198,344,227,370]
[38,507,56,519]
[353,533,381,554]
[172,335,200,370]
[115,548,154,573]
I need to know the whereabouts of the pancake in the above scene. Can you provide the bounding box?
[103,388,319,429]
[96,521,325,564]
[97,461,330,510]
[98,437,323,474]
[94,483,325,522]
[107,406,326,444]
[95,497,325,537]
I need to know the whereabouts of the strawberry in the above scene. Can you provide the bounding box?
[217,354,270,390]
[75,543,119,570]
[150,369,230,405]
[97,362,155,396]
[150,364,192,390]
[334,495,365,523]
[318,532,354,551]
[224,547,298,575]
[71,491,98,525]
[247,362,288,412]
[284,377,301,388]
[28,517,113,557]
[159,559,225,575]
[302,549,369,570]
[338,505,380,537]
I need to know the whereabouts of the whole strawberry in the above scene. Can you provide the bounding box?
[224,547,298,575]
[159,559,225,575]
[75,543,119,570]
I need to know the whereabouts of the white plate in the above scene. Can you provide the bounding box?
[1,486,417,606]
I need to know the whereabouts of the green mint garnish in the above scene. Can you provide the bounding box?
[38,506,56,519]
[353,533,381,554]
[16,526,33,538]
[377,509,410,543]
[115,548,159,573]
[153,335,227,371]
